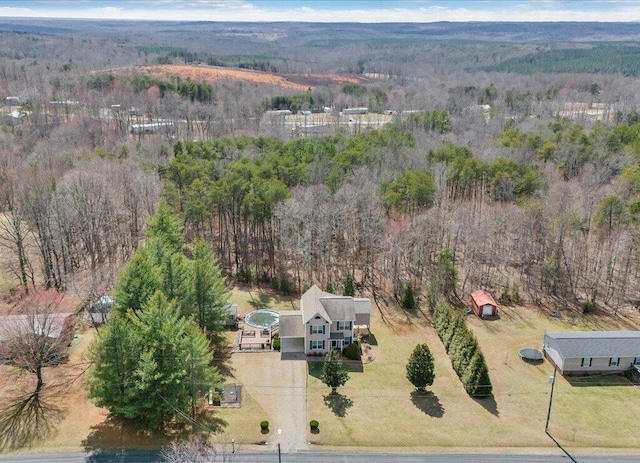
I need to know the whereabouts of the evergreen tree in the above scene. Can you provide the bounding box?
[401,283,417,310]
[322,349,349,394]
[88,292,220,429]
[146,201,184,253]
[343,274,355,297]
[113,247,161,315]
[463,350,493,397]
[406,344,435,392]
[188,239,229,332]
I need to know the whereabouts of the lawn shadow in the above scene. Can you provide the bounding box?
[473,394,499,416]
[82,416,174,453]
[361,332,378,346]
[248,292,274,310]
[323,392,353,417]
[213,342,235,379]
[546,431,578,463]
[566,373,633,388]
[410,390,444,418]
[0,391,66,452]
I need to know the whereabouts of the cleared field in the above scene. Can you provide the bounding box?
[305,304,640,449]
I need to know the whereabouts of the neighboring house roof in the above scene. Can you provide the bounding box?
[471,290,497,307]
[545,331,640,359]
[0,313,73,340]
[354,298,372,315]
[278,313,304,338]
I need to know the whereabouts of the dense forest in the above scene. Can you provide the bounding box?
[1,20,640,314]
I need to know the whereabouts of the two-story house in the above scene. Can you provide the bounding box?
[278,285,371,355]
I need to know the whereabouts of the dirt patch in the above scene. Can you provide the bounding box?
[133,65,310,91]
[115,65,367,91]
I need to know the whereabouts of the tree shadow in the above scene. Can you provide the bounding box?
[0,391,66,451]
[410,390,444,418]
[82,416,174,453]
[212,342,235,379]
[248,293,274,310]
[323,392,353,417]
[473,394,499,416]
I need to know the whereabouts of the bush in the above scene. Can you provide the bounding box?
[260,420,269,431]
[310,420,319,429]
[272,333,281,351]
[582,300,597,314]
[344,341,361,361]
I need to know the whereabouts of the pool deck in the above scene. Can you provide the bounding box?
[233,321,278,352]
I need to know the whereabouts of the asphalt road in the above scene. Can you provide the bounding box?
[1,450,639,463]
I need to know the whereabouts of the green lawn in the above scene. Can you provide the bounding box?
[304,304,640,449]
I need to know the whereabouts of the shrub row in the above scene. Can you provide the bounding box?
[433,302,493,397]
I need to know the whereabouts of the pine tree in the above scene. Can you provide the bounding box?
[88,292,220,429]
[343,274,355,297]
[406,344,435,392]
[463,350,493,397]
[113,247,161,315]
[401,283,417,310]
[322,349,349,394]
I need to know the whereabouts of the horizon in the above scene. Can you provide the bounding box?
[2,1,640,23]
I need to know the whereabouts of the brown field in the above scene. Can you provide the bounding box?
[115,65,371,91]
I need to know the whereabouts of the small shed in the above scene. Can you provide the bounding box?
[471,290,498,317]
[222,304,238,328]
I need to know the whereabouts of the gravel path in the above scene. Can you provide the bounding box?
[231,352,308,451]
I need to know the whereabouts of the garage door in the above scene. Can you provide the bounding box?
[482,305,494,316]
[281,337,304,353]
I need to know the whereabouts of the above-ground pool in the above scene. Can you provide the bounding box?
[245,309,279,329]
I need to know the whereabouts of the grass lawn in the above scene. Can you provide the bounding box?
[227,283,298,316]
[305,303,640,449]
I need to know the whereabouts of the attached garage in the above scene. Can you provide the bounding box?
[278,312,305,354]
[471,290,498,318]
[280,337,304,354]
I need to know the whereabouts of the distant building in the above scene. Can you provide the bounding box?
[265,109,292,116]
[223,304,238,329]
[90,295,114,325]
[470,290,498,317]
[543,331,640,375]
[342,107,369,115]
[5,96,20,106]
[130,122,175,135]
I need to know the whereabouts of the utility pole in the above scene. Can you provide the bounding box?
[545,366,557,433]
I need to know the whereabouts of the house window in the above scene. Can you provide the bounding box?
[310,340,324,350]
[336,321,352,331]
[310,325,325,335]
[609,357,620,367]
[635,357,640,366]
[581,357,592,367]
[344,336,352,345]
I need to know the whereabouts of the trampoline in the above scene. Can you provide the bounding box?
[519,348,544,363]
[245,310,279,329]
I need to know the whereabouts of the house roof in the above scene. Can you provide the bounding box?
[471,290,497,307]
[0,313,73,340]
[278,313,304,338]
[320,296,355,321]
[301,285,372,324]
[301,285,332,324]
[545,331,640,359]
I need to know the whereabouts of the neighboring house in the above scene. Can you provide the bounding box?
[543,331,640,375]
[470,290,498,317]
[279,285,371,355]
[223,304,238,329]
[0,312,74,361]
[90,295,114,325]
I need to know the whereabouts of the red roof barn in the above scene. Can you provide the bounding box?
[471,290,498,317]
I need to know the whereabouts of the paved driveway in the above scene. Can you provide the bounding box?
[231,352,308,452]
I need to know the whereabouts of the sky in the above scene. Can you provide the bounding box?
[1,1,640,23]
